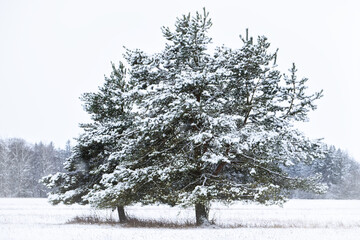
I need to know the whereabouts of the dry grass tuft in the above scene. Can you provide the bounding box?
[66,215,200,228]
[66,215,118,225]
[124,217,197,228]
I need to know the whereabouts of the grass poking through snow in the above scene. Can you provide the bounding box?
[67,215,198,228]
[66,214,360,229]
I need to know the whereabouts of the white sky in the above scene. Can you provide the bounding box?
[1,0,359,160]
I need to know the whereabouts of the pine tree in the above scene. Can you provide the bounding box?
[87,9,325,225]
[44,9,326,226]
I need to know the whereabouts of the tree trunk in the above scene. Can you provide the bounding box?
[117,205,128,223]
[195,203,209,226]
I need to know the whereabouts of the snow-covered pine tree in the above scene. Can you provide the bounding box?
[84,9,326,226]
[42,63,133,223]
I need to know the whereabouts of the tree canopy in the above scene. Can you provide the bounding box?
[43,9,326,226]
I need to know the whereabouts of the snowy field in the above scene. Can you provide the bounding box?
[1,198,360,240]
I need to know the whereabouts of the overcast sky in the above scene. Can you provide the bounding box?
[1,0,360,160]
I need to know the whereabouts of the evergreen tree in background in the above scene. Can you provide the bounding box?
[287,146,360,199]
[44,9,329,226]
[308,146,360,199]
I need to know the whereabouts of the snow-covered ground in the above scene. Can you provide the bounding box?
[1,198,360,240]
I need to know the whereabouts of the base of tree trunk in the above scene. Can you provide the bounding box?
[117,205,128,223]
[195,203,210,226]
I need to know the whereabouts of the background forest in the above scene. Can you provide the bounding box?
[0,138,70,198]
[0,137,359,199]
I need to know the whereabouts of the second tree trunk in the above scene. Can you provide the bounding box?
[117,205,127,223]
[195,203,209,226]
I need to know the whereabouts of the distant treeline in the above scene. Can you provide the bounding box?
[289,145,360,199]
[0,138,70,198]
[0,137,359,199]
